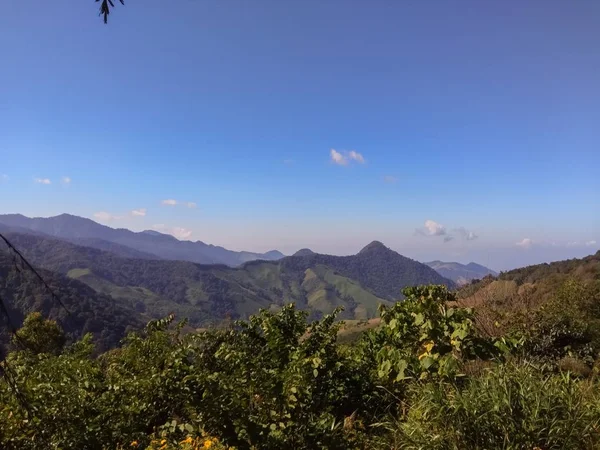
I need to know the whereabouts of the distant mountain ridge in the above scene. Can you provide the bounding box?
[1,232,453,326]
[426,260,497,285]
[0,213,284,266]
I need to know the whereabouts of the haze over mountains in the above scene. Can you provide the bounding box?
[425,260,498,285]
[0,213,284,266]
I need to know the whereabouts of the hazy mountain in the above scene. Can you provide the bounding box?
[293,248,315,257]
[426,260,498,285]
[1,233,452,325]
[0,213,284,266]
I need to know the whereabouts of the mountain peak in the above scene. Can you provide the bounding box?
[358,241,389,254]
[293,248,315,257]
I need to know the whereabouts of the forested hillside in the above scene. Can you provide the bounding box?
[0,252,141,354]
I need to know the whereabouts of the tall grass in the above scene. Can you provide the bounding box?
[375,363,600,450]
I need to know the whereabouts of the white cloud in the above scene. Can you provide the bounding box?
[1,174,8,183]
[348,150,365,164]
[130,208,147,217]
[586,240,597,247]
[94,211,123,222]
[161,199,178,206]
[383,175,398,184]
[61,176,71,185]
[516,238,534,249]
[172,227,193,239]
[34,178,51,185]
[423,219,446,236]
[454,227,478,241]
[566,241,579,248]
[186,202,197,209]
[330,149,365,166]
[330,149,347,166]
[152,224,193,240]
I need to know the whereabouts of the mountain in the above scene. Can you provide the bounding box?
[0,213,284,266]
[426,260,498,285]
[278,241,455,300]
[1,233,453,326]
[293,248,315,257]
[0,251,142,354]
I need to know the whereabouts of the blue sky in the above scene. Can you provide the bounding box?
[1,0,599,270]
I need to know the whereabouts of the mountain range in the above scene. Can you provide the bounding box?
[425,260,498,285]
[0,213,284,266]
[0,213,458,350]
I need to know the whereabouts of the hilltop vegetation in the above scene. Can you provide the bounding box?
[2,279,600,449]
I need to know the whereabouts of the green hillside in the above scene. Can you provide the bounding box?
[3,233,430,325]
[0,253,142,354]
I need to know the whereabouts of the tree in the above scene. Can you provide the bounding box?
[12,312,65,355]
[96,0,124,24]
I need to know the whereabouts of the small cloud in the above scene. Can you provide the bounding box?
[330,149,365,166]
[172,227,193,240]
[425,219,446,236]
[516,238,534,249]
[1,174,8,183]
[444,236,454,243]
[566,241,579,248]
[131,208,147,217]
[348,150,365,164]
[330,149,348,166]
[454,227,478,241]
[186,202,197,209]
[152,224,192,240]
[94,211,123,222]
[161,199,178,206]
[585,240,597,247]
[383,175,398,184]
[34,178,51,185]
[61,176,71,185]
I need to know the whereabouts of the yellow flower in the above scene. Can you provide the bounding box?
[423,341,435,352]
[180,436,193,444]
[161,440,167,445]
[418,352,427,360]
[204,440,213,449]
[130,441,139,447]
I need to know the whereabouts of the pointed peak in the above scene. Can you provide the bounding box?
[293,248,315,257]
[359,241,389,254]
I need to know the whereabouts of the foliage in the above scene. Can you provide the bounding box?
[368,285,498,385]
[380,363,600,450]
[1,271,600,449]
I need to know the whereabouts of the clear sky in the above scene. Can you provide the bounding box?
[1,0,599,270]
